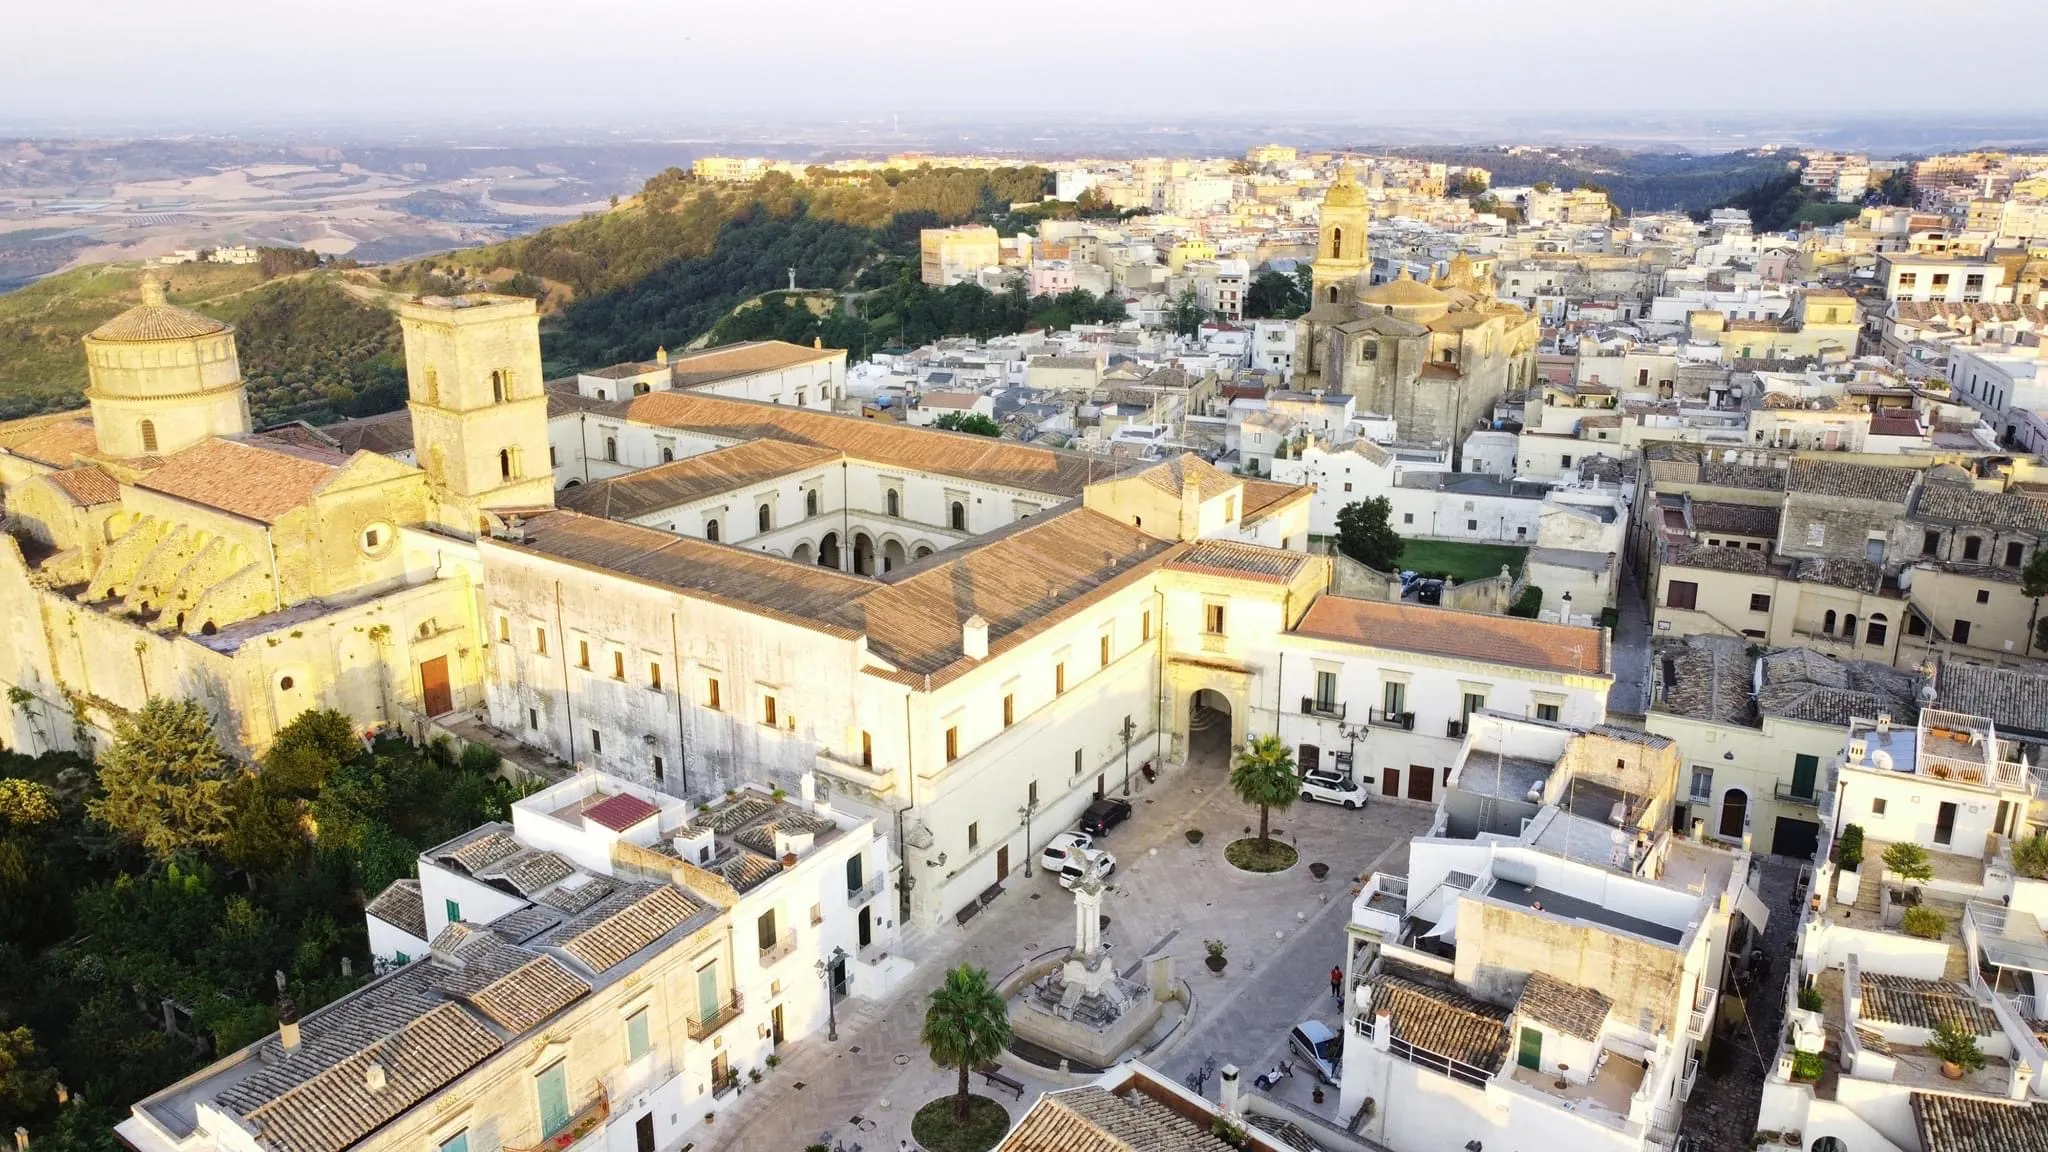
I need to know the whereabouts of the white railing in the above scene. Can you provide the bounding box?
[1679,1054,1699,1101]
[847,873,886,907]
[1689,987,1718,1041]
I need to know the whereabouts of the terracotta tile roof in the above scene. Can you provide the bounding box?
[1756,648,1918,727]
[999,1086,1236,1152]
[1164,539,1314,583]
[88,299,229,343]
[557,440,839,520]
[1294,595,1610,677]
[918,390,983,408]
[320,410,415,456]
[582,792,660,832]
[1936,660,2048,737]
[1369,973,1512,1072]
[1652,636,1755,725]
[532,875,615,914]
[44,465,119,506]
[1700,460,1788,491]
[364,880,427,940]
[1133,453,1239,500]
[1912,1093,2048,1152]
[135,437,347,523]
[619,391,1117,496]
[474,848,576,896]
[1238,477,1311,525]
[667,340,840,388]
[548,884,705,973]
[1689,501,1780,538]
[0,415,99,467]
[1515,972,1611,1041]
[1914,483,2048,533]
[1859,973,1996,1032]
[460,954,590,1033]
[252,422,343,453]
[435,828,521,875]
[731,812,838,858]
[1786,458,1917,503]
[1794,556,1885,592]
[1666,541,1773,574]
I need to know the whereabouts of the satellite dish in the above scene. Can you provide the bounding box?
[1872,750,1895,772]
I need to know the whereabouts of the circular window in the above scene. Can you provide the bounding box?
[279,675,295,691]
[359,522,394,557]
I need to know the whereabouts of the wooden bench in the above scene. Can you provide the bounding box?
[977,1065,1025,1099]
[955,899,982,927]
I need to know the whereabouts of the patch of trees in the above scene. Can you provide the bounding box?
[1699,171,1860,233]
[202,279,408,426]
[1244,268,1310,320]
[1385,146,1793,213]
[1334,497,1403,571]
[933,412,1000,436]
[0,702,523,1151]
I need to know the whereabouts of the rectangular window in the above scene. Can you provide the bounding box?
[445,898,461,924]
[441,1132,469,1152]
[1462,692,1485,720]
[496,615,510,643]
[626,1008,651,1062]
[756,910,777,951]
[1977,589,1991,604]
[1954,620,1973,644]
[652,754,664,781]
[527,707,538,730]
[1205,603,1226,634]
[1536,703,1560,722]
[861,730,872,766]
[535,627,548,655]
[1690,766,1713,801]
[1141,610,1153,641]
[1028,780,1038,806]
[945,726,959,762]
[2005,542,2024,568]
[648,662,662,689]
[706,678,722,710]
[1003,694,1015,728]
[1872,797,1888,815]
[611,651,625,680]
[537,1062,571,1138]
[763,695,778,727]
[1467,519,1478,531]
[1749,593,1772,613]
[1665,580,1699,610]
[1922,530,1940,556]
[1805,523,1826,547]
[577,640,591,669]
[1055,663,1066,695]
[1382,681,1406,716]
[1100,634,1112,667]
[1316,670,1339,709]
[1403,513,1413,524]
[967,822,979,851]
[1963,536,1982,561]
[591,729,602,754]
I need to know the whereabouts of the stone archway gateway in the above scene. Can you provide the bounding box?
[1189,688,1233,767]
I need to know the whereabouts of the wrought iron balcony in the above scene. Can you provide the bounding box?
[1447,718,1465,739]
[759,929,798,967]
[1773,781,1819,806]
[686,991,744,1041]
[1300,696,1345,720]
[1369,707,1414,731]
[847,873,886,907]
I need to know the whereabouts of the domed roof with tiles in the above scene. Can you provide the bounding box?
[1361,269,1449,307]
[1322,165,1367,209]
[87,277,230,343]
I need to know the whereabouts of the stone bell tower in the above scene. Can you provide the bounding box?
[1309,163,1372,311]
[397,294,555,537]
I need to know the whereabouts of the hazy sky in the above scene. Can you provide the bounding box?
[8,0,2045,129]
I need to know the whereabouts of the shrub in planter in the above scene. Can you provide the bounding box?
[1929,1019,1985,1077]
[1901,906,1946,939]
[1836,824,1864,872]
[765,1054,781,1069]
[1186,829,1204,845]
[1790,1051,1824,1082]
[1798,985,1823,1012]
[1204,938,1228,972]
[2014,832,2048,880]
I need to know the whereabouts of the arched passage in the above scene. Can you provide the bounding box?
[1189,688,1233,767]
[791,541,814,565]
[1719,788,1749,840]
[818,532,841,569]
[882,539,906,573]
[912,543,935,560]
[853,532,875,576]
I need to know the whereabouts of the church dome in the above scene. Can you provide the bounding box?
[88,277,230,343]
[1360,270,1449,308]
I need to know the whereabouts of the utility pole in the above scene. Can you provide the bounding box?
[1019,796,1039,877]
[1121,716,1137,796]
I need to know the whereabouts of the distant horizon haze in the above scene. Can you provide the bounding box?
[7,0,2046,131]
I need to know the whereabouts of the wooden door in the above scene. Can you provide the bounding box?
[771,1003,785,1046]
[419,656,453,716]
[634,1115,654,1152]
[1406,764,1435,803]
[996,845,1010,881]
[1517,1027,1543,1070]
[1381,768,1400,797]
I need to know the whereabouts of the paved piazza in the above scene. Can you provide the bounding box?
[702,747,1430,1151]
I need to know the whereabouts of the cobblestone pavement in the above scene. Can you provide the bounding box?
[696,752,1431,1152]
[1687,856,1803,1152]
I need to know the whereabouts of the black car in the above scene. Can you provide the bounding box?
[1078,797,1133,837]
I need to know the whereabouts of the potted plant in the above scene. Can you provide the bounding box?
[1929,1019,1985,1080]
[1204,938,1228,973]
[1836,824,1865,904]
[1186,829,1205,846]
[1885,841,1934,906]
[765,1054,781,1070]
[1312,1085,1325,1105]
[1798,985,1823,1012]
[1309,861,1330,880]
[781,850,799,868]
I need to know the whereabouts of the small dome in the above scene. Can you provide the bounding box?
[88,276,230,343]
[1360,269,1449,307]
[1322,164,1367,210]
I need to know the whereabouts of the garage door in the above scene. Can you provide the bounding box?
[1771,816,1820,860]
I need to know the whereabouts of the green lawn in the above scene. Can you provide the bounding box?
[1397,539,1527,583]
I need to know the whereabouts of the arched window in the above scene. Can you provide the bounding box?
[806,489,819,517]
[1327,286,1339,304]
[1822,609,1837,634]
[949,501,966,531]
[139,419,158,453]
[705,519,720,542]
[1330,226,1343,259]
[604,437,618,463]
[1843,614,1857,643]
[499,448,513,480]
[758,503,772,532]
[886,489,900,517]
[491,370,505,403]
[660,446,673,463]
[1867,613,1888,647]
[1718,788,1748,839]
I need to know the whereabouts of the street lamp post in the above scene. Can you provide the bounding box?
[1019,797,1039,878]
[815,946,847,1041]
[1121,717,1137,796]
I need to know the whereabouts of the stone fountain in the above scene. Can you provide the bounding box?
[1006,854,1171,1069]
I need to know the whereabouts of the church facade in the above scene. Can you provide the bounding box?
[1293,167,1542,454]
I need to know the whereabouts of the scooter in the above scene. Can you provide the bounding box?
[1140,761,1158,783]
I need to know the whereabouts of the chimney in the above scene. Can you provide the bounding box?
[814,336,824,349]
[364,1061,386,1093]
[799,771,817,805]
[1373,1008,1394,1051]
[962,614,989,660]
[1180,472,1201,541]
[278,997,301,1054]
[655,345,668,366]
[2012,1057,2033,1100]
[1218,1064,1239,1113]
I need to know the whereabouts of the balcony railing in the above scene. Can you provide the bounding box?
[1447,718,1465,739]
[759,930,798,967]
[1301,696,1346,720]
[1773,781,1819,805]
[511,1087,610,1152]
[1689,987,1718,1041]
[686,991,744,1041]
[1369,707,1414,731]
[1680,1054,1699,1101]
[847,873,886,907]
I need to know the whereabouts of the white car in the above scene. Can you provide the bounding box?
[1058,848,1117,889]
[1289,1020,1343,1083]
[1040,830,1094,873]
[1299,769,1365,809]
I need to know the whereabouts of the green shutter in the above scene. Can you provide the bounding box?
[440,1132,469,1152]
[1792,754,1819,800]
[446,899,461,925]
[626,1009,650,1062]
[537,1061,570,1137]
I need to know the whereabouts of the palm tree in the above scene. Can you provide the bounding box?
[1232,734,1299,849]
[920,963,1012,1120]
